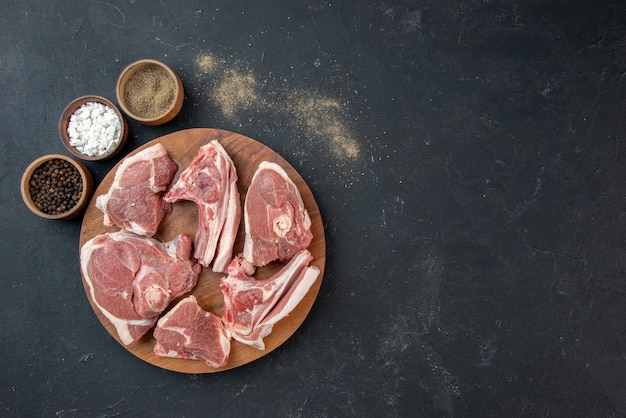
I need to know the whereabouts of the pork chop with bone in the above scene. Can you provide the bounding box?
[96,143,178,237]
[164,140,240,273]
[80,231,201,345]
[243,161,313,267]
[221,250,319,350]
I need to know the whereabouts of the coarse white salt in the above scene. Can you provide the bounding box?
[67,102,122,157]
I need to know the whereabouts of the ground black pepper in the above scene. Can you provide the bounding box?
[124,66,176,119]
[29,159,83,215]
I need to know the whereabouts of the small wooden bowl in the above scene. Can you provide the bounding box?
[116,59,184,125]
[59,95,128,161]
[21,154,94,220]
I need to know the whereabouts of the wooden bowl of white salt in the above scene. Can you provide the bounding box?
[59,95,128,161]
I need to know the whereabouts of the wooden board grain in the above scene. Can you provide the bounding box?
[79,128,326,373]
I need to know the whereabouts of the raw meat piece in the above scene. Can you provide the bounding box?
[243,161,313,267]
[96,143,178,237]
[221,250,320,350]
[164,140,240,272]
[80,231,201,345]
[153,295,231,368]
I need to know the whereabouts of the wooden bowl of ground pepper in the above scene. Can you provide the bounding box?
[116,59,184,125]
[20,154,94,220]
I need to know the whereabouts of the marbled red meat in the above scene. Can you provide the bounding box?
[96,143,178,237]
[153,295,231,368]
[243,161,313,267]
[164,140,240,272]
[221,250,319,350]
[80,231,201,345]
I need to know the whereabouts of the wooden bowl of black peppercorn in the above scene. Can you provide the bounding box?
[20,154,94,220]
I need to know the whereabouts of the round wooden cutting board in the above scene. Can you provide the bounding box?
[79,128,326,373]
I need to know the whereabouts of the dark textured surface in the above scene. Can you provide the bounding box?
[2,1,626,416]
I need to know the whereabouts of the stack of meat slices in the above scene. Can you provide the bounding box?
[82,144,202,348]
[80,139,318,369]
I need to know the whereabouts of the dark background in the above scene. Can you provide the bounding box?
[2,1,625,416]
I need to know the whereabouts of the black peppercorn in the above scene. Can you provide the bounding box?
[28,159,83,215]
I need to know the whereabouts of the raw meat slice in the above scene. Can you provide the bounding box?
[80,231,201,345]
[96,143,178,237]
[221,250,320,350]
[164,140,240,272]
[153,295,231,368]
[243,161,313,267]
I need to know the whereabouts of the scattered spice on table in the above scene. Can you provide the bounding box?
[124,66,176,119]
[29,159,83,215]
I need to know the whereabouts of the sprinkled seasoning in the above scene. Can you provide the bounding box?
[29,159,83,215]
